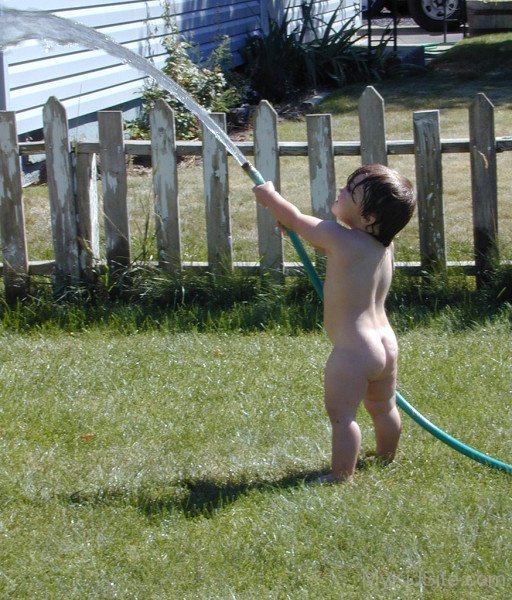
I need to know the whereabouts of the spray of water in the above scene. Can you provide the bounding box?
[0,6,248,166]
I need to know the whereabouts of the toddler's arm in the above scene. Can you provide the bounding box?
[253,181,340,252]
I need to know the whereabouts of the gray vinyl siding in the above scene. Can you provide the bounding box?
[1,0,360,136]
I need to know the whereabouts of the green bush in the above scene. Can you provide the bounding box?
[241,2,394,102]
[128,25,244,140]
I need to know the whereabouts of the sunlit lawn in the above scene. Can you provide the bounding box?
[3,33,512,599]
[0,323,510,598]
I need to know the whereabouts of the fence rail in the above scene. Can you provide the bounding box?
[0,86,510,303]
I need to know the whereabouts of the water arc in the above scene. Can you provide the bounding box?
[0,7,247,167]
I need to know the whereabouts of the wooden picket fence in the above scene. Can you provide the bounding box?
[0,86,510,304]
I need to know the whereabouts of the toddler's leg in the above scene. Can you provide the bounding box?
[324,350,367,481]
[364,379,401,461]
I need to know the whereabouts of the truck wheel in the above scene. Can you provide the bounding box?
[407,0,464,31]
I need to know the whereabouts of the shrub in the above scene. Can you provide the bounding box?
[241,2,394,102]
[128,25,244,140]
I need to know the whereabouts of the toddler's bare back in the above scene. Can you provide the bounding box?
[323,228,397,381]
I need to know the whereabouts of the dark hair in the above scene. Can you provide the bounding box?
[347,164,416,247]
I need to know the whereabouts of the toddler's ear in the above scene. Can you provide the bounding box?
[362,213,376,227]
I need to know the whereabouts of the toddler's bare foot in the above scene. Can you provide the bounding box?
[314,473,352,485]
[361,450,394,467]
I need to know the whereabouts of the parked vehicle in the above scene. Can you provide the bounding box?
[407,0,466,30]
[363,0,466,32]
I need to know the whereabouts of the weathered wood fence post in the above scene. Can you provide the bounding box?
[150,99,181,273]
[98,110,131,272]
[0,111,29,304]
[43,97,80,290]
[413,110,446,271]
[470,93,498,288]
[202,112,232,272]
[254,100,284,279]
[74,150,100,281]
[358,86,387,166]
[307,113,336,272]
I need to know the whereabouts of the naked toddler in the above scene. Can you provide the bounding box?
[253,164,416,482]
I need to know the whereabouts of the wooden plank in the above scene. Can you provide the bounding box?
[0,111,29,303]
[469,93,498,287]
[0,258,485,278]
[202,113,232,271]
[150,99,182,273]
[98,111,131,271]
[413,110,446,270]
[307,114,336,221]
[358,86,387,166]
[307,114,336,272]
[74,151,100,280]
[254,100,284,278]
[42,96,80,288]
[68,137,512,160]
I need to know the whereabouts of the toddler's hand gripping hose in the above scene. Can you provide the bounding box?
[243,161,324,298]
[244,161,512,475]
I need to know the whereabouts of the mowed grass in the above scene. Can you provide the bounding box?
[3,33,512,598]
[0,321,511,598]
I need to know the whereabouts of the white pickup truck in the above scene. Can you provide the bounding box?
[364,0,466,32]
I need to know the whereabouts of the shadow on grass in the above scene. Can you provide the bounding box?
[64,469,326,519]
[64,458,383,519]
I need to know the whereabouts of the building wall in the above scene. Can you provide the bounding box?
[0,1,359,138]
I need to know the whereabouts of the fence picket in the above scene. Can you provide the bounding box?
[413,110,446,270]
[43,97,80,288]
[202,113,232,271]
[358,86,387,166]
[98,111,131,270]
[0,111,29,303]
[307,114,336,270]
[307,114,336,221]
[150,99,181,273]
[254,100,284,278]
[75,151,100,280]
[306,115,336,270]
[469,93,498,287]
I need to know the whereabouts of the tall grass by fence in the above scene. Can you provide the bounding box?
[0,86,510,304]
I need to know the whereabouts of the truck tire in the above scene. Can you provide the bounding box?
[407,0,465,31]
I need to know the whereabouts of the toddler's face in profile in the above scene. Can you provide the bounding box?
[332,174,366,228]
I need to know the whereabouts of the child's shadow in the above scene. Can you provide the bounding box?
[66,467,327,519]
[139,468,329,519]
[66,457,386,518]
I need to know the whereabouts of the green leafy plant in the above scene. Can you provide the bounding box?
[128,24,243,140]
[241,2,394,102]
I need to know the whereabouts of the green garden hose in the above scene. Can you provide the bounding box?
[244,160,512,475]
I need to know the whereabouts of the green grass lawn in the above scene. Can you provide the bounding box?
[2,32,512,599]
[0,320,510,598]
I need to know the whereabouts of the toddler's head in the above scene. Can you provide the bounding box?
[347,164,416,247]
